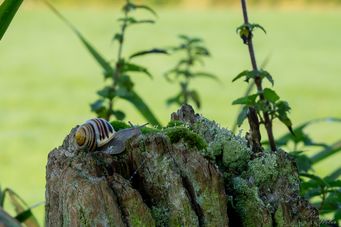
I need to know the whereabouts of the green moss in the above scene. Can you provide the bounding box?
[151,206,169,227]
[247,152,278,186]
[232,177,272,227]
[166,120,185,128]
[164,126,207,150]
[192,117,251,172]
[110,120,130,131]
[274,205,285,227]
[141,127,161,135]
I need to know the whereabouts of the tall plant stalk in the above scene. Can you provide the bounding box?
[240,0,276,151]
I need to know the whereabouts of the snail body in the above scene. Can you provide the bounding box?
[75,118,115,152]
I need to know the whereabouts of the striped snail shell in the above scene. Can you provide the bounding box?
[75,118,115,152]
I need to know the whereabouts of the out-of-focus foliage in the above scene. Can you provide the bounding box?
[164,35,218,109]
[273,118,341,224]
[0,186,42,227]
[43,0,341,6]
[0,0,23,40]
[45,0,162,126]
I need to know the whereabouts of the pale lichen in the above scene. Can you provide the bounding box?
[192,117,251,172]
[246,152,278,186]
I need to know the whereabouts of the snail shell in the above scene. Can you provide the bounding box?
[75,118,115,152]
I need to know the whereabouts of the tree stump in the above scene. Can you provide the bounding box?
[45,105,319,227]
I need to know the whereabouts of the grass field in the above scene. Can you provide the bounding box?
[1,4,341,224]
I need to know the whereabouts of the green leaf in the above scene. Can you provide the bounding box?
[237,106,249,127]
[300,173,327,188]
[97,86,116,99]
[123,62,152,78]
[252,24,267,34]
[232,70,257,82]
[119,90,161,127]
[232,94,258,106]
[129,48,168,59]
[263,88,280,103]
[118,17,155,25]
[112,110,126,121]
[112,33,123,43]
[192,72,219,81]
[278,113,293,134]
[259,70,274,86]
[166,93,182,106]
[189,90,201,109]
[90,99,108,118]
[90,99,106,112]
[123,2,157,17]
[276,118,341,147]
[45,1,114,78]
[14,209,33,223]
[232,70,249,82]
[134,4,158,17]
[311,141,341,165]
[117,75,134,91]
[0,0,23,40]
[276,101,291,114]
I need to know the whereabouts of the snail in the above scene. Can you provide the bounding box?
[75,118,115,152]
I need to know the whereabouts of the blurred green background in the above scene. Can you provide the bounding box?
[1,0,341,224]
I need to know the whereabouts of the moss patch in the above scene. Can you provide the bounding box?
[232,177,272,227]
[246,152,279,186]
[164,126,207,150]
[110,120,130,131]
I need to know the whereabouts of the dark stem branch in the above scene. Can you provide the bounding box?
[240,0,277,151]
[106,1,129,120]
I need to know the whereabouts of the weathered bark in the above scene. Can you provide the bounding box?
[45,105,319,227]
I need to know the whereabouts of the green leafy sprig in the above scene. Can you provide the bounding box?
[45,0,162,126]
[164,35,218,109]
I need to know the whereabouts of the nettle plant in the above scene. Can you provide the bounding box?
[164,35,217,109]
[232,0,292,152]
[46,0,163,126]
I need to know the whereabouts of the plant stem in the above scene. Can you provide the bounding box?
[106,1,129,120]
[240,0,277,151]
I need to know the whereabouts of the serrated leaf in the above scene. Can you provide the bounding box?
[232,70,257,82]
[0,0,23,40]
[237,106,249,127]
[45,1,114,78]
[129,48,168,59]
[123,62,152,78]
[232,70,249,82]
[263,88,280,103]
[232,94,258,106]
[119,90,161,127]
